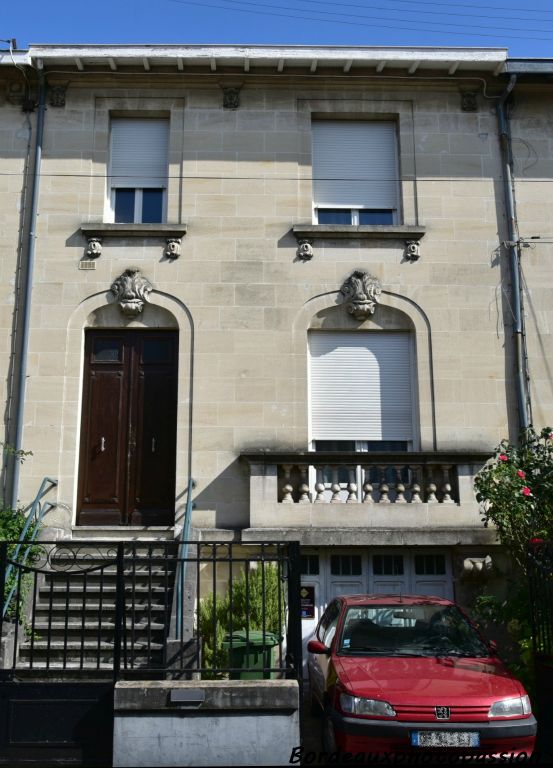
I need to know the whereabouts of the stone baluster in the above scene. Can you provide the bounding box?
[395,465,406,503]
[346,466,358,503]
[426,466,438,503]
[314,467,326,503]
[281,464,294,504]
[330,466,341,503]
[410,466,422,503]
[298,464,310,503]
[362,481,373,503]
[314,483,326,503]
[441,465,454,503]
[378,467,390,504]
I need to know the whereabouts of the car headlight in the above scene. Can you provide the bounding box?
[488,696,532,718]
[339,693,396,718]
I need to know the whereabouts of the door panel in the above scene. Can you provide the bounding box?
[77,330,178,526]
[130,335,178,524]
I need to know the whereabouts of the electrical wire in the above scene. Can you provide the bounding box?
[0,171,552,182]
[167,0,553,41]
[266,0,553,22]
[172,0,553,34]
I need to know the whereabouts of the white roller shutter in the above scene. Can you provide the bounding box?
[110,118,169,188]
[312,121,398,210]
[309,331,414,441]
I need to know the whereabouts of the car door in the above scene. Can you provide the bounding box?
[310,599,341,704]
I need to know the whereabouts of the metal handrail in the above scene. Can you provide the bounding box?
[175,476,194,641]
[2,476,57,618]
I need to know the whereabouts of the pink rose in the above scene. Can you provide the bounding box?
[521,486,532,497]
[530,537,544,544]
[498,454,508,462]
[517,470,526,478]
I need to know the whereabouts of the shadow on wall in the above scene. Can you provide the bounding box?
[192,458,251,530]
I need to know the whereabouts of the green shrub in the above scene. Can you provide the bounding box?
[198,563,285,678]
[0,508,43,620]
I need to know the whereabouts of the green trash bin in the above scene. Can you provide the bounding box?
[222,629,281,680]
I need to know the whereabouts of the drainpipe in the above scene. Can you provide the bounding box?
[496,74,530,435]
[9,70,46,510]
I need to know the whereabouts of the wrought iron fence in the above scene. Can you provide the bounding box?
[528,541,553,660]
[0,539,302,683]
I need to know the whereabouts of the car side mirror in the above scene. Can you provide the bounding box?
[488,640,499,656]
[307,639,331,655]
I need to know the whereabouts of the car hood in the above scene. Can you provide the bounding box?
[334,655,523,704]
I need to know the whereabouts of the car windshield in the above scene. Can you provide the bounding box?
[339,604,489,658]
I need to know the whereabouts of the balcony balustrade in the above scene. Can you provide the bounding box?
[240,451,492,538]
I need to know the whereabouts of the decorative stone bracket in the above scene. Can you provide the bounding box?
[80,223,187,260]
[340,270,382,319]
[110,269,153,317]
[292,224,426,261]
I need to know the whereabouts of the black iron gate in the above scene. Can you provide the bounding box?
[0,539,302,765]
[527,541,553,750]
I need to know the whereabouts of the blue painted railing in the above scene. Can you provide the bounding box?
[2,476,57,618]
[175,476,194,641]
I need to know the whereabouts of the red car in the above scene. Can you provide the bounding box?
[307,595,537,757]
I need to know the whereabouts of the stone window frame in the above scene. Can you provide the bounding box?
[90,94,186,229]
[296,97,420,235]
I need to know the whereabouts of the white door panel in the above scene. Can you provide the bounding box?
[330,580,364,600]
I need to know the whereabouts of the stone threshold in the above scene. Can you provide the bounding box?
[71,525,176,541]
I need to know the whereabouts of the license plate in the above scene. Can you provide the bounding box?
[411,731,480,748]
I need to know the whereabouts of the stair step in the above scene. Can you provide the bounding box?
[15,656,159,672]
[20,640,163,652]
[39,585,169,596]
[29,621,165,631]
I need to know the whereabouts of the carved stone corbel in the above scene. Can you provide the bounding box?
[86,237,102,258]
[221,84,242,109]
[165,237,181,259]
[296,239,314,261]
[460,90,478,112]
[463,555,493,576]
[340,270,382,320]
[405,240,420,262]
[110,269,153,317]
[49,85,67,108]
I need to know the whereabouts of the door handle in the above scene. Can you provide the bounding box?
[151,437,156,453]
[100,437,106,452]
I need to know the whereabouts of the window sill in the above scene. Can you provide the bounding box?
[80,223,187,238]
[292,224,425,241]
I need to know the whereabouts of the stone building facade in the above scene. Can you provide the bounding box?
[1,45,552,642]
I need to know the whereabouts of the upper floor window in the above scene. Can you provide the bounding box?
[311,120,400,225]
[108,118,169,224]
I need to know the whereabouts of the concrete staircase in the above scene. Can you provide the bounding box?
[17,542,177,672]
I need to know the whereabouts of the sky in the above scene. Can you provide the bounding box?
[3,0,553,58]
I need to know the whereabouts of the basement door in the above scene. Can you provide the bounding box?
[77,330,178,526]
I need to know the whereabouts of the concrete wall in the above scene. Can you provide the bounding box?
[113,680,300,767]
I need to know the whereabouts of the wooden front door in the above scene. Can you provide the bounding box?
[77,330,178,526]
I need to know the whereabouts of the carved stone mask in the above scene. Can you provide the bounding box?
[110,269,153,317]
[340,270,382,319]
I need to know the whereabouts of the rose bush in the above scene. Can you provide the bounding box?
[474,426,553,574]
[472,427,553,696]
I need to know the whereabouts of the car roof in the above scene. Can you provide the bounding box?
[339,594,454,606]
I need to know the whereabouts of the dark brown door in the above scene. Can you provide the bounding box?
[77,330,178,526]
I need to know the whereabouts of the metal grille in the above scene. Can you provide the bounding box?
[0,539,302,683]
[528,541,553,659]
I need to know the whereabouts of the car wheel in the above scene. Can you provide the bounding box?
[321,708,338,753]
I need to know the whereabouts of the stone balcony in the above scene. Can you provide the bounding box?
[240,451,495,546]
